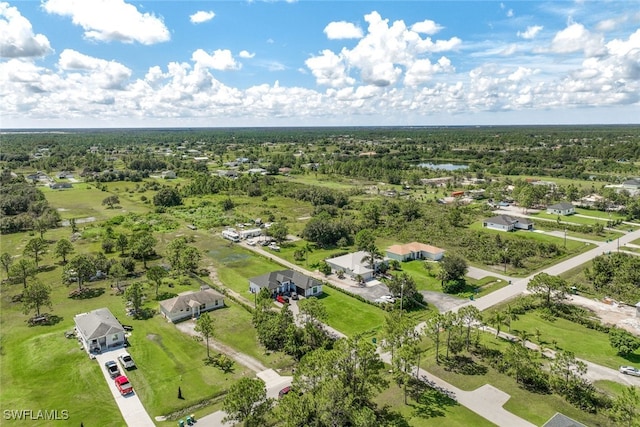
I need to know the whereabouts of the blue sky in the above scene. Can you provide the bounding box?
[1,0,639,128]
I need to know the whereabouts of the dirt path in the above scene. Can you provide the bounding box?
[174,320,267,373]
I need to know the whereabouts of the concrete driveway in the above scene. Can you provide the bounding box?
[94,349,155,427]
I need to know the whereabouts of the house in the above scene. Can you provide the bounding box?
[622,178,640,191]
[325,250,387,281]
[542,412,586,427]
[579,194,604,208]
[159,286,225,323]
[248,270,322,298]
[218,170,239,179]
[74,308,125,354]
[546,202,575,216]
[56,171,74,179]
[483,215,533,232]
[386,242,445,262]
[49,182,72,189]
[161,170,176,179]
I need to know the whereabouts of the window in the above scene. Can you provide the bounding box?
[312,286,318,294]
[112,334,119,341]
[214,300,218,306]
[200,303,206,309]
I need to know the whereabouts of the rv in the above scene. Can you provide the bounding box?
[222,229,240,242]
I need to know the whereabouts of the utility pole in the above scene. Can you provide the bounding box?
[564,228,567,248]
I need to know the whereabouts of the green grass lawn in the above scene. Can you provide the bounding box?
[418,334,614,427]
[574,208,626,221]
[373,371,496,427]
[508,310,640,369]
[317,287,387,339]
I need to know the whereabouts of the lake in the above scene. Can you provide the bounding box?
[417,162,469,171]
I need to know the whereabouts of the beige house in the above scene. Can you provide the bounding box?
[386,242,445,262]
[159,286,225,323]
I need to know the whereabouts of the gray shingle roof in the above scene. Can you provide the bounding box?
[249,270,321,291]
[548,202,574,210]
[74,308,124,340]
[542,413,586,427]
[159,288,225,314]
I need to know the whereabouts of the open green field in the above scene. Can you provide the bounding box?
[528,211,607,225]
[317,287,388,339]
[279,173,374,191]
[506,309,640,369]
[574,208,626,221]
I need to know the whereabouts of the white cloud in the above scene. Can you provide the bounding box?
[305,49,354,88]
[0,2,52,58]
[190,11,215,24]
[191,49,241,71]
[507,9,514,18]
[549,22,605,57]
[517,25,543,40]
[239,50,255,59]
[323,21,363,39]
[43,0,170,45]
[404,56,454,86]
[58,49,132,89]
[410,19,443,35]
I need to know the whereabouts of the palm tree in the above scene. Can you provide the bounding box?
[517,329,531,348]
[504,304,519,332]
[489,311,505,338]
[361,245,384,272]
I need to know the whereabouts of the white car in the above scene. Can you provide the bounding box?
[247,240,256,246]
[268,244,280,251]
[118,352,136,370]
[619,366,640,377]
[380,295,396,303]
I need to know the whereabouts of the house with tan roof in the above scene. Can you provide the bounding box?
[159,286,225,323]
[386,242,445,262]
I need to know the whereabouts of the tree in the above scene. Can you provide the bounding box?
[488,310,506,338]
[458,305,482,351]
[33,217,49,239]
[503,304,519,332]
[54,238,74,264]
[1,252,13,279]
[10,258,37,289]
[153,187,182,207]
[146,265,168,299]
[222,378,272,427]
[23,237,48,267]
[609,386,640,427]
[195,312,215,360]
[66,254,95,290]
[69,218,78,233]
[130,231,157,269]
[527,272,567,306]
[438,253,468,283]
[124,282,145,318]
[221,197,234,211]
[609,327,640,356]
[549,350,587,392]
[386,273,421,310]
[116,233,128,255]
[425,314,445,363]
[360,244,384,271]
[166,237,200,275]
[110,262,127,292]
[354,229,376,252]
[382,309,418,370]
[22,280,52,317]
[266,222,288,244]
[101,195,120,209]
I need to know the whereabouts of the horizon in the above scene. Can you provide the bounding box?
[2,1,639,128]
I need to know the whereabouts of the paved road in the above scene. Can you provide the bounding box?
[94,349,155,427]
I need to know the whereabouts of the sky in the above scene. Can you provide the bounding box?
[1,0,639,128]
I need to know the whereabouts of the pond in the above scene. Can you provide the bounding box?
[417,162,469,171]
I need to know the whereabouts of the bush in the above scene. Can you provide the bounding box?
[442,279,465,294]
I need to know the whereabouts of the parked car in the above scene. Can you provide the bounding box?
[291,292,299,300]
[268,243,280,251]
[247,239,256,246]
[105,360,120,378]
[278,386,291,398]
[276,295,289,304]
[118,352,136,369]
[114,375,133,395]
[619,366,640,377]
[380,295,396,303]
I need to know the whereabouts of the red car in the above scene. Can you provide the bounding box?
[114,375,133,395]
[276,295,289,304]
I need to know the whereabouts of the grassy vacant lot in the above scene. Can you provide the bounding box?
[373,371,496,427]
[528,211,606,225]
[419,335,613,427]
[508,310,640,369]
[317,287,388,339]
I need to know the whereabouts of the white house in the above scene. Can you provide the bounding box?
[386,242,445,262]
[74,308,125,354]
[546,202,575,216]
[483,215,533,232]
[159,286,225,323]
[325,250,387,281]
[249,270,322,298]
